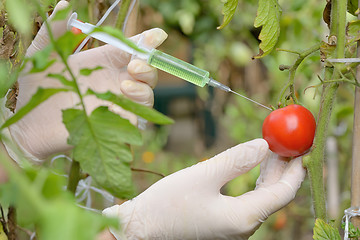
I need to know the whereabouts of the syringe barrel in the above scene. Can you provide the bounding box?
[147,49,210,87]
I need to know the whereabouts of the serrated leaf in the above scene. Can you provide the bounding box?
[253,0,282,58]
[62,107,142,198]
[91,26,147,54]
[88,90,174,125]
[217,0,238,29]
[5,0,32,35]
[47,73,75,88]
[1,88,69,129]
[313,219,341,240]
[79,66,103,76]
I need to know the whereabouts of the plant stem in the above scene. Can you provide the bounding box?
[276,48,301,55]
[29,1,99,197]
[115,0,132,30]
[7,207,16,240]
[67,160,81,194]
[303,74,338,221]
[303,0,347,221]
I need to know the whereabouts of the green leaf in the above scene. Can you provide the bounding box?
[313,219,341,240]
[47,73,75,88]
[79,66,103,76]
[347,20,360,44]
[253,0,282,58]
[0,61,17,98]
[217,0,238,30]
[62,107,142,198]
[39,200,118,240]
[28,45,56,73]
[1,88,69,129]
[88,90,174,125]
[348,0,358,16]
[5,0,32,35]
[92,26,147,54]
[55,31,87,58]
[0,151,117,240]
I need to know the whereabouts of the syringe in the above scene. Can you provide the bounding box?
[67,13,271,111]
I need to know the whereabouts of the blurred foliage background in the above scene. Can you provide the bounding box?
[2,0,358,239]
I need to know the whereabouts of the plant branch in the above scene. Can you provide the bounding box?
[276,48,301,55]
[131,167,165,178]
[278,43,321,104]
[7,207,16,240]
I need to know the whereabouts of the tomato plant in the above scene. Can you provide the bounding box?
[262,104,316,157]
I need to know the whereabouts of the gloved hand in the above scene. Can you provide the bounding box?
[102,139,306,240]
[5,1,167,162]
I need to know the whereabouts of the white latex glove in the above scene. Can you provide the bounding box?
[103,139,306,240]
[4,1,167,162]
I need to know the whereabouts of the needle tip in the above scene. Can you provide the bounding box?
[230,90,272,111]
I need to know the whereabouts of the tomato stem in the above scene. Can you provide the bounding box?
[115,0,133,31]
[304,0,347,222]
[303,80,338,221]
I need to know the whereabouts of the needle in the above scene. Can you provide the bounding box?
[229,90,272,111]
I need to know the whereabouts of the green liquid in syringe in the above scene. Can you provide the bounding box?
[148,49,210,87]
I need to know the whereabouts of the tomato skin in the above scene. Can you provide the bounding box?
[262,104,316,157]
[70,20,89,52]
[71,26,83,35]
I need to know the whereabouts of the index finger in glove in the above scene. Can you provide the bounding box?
[100,28,168,68]
[26,0,71,57]
[243,156,306,220]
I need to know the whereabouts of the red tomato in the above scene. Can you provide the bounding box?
[71,19,83,35]
[262,104,316,157]
[71,26,82,35]
[70,20,89,52]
